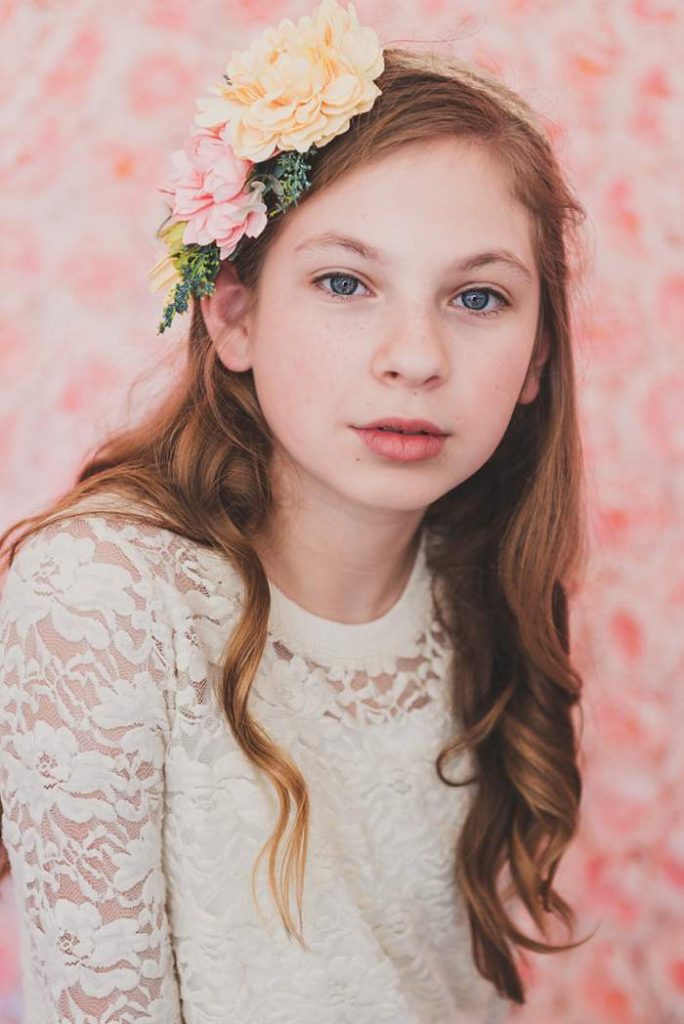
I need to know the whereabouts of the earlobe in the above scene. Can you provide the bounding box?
[200,262,254,372]
[518,331,550,405]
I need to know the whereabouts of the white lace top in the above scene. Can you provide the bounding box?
[0,499,510,1024]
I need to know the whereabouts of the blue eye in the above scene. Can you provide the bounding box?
[312,273,510,318]
[313,272,367,298]
[455,288,509,318]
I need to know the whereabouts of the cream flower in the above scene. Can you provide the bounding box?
[194,0,384,163]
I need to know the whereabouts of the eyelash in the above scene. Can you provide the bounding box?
[311,272,511,319]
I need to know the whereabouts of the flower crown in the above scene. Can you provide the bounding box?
[149,0,385,334]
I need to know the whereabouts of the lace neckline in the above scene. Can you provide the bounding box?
[66,491,435,665]
[266,528,433,663]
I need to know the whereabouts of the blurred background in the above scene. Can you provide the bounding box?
[1,0,682,1021]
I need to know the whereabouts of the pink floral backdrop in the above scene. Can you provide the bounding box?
[1,1,682,1021]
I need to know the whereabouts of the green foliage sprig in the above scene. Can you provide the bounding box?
[158,242,221,334]
[157,147,316,333]
[248,146,316,217]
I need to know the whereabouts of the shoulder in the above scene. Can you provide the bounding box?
[1,492,245,665]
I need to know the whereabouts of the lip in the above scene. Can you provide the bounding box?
[355,417,448,436]
[351,426,447,462]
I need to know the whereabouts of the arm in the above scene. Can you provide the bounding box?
[0,515,184,1024]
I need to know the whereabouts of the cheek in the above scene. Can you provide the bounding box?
[249,311,343,443]
[475,337,535,402]
[455,341,534,444]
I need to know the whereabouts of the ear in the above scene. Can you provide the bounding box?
[518,331,550,405]
[200,260,255,372]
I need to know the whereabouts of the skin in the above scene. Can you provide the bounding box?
[201,137,548,624]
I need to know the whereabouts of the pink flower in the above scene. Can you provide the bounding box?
[158,125,268,258]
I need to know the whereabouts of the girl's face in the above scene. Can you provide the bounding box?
[213,137,544,522]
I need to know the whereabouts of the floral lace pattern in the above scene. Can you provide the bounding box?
[0,508,510,1024]
[0,514,184,1023]
[269,623,452,725]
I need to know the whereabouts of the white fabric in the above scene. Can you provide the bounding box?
[0,497,510,1024]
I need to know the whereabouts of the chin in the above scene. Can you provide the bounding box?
[342,478,447,514]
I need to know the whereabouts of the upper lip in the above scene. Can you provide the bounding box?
[355,418,448,435]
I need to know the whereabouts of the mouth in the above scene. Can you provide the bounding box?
[354,418,447,437]
[351,423,448,462]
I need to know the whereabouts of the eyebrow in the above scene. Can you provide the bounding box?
[294,232,534,282]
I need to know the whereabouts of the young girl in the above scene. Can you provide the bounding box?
[0,2,593,1021]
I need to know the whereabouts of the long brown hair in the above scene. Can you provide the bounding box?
[0,47,594,1003]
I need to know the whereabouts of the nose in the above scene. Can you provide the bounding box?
[371,304,450,387]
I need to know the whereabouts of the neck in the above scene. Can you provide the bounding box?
[253,512,425,624]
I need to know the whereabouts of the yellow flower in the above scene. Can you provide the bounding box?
[148,250,182,295]
[158,219,187,255]
[148,220,188,295]
[194,0,384,163]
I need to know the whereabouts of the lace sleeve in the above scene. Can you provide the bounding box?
[0,515,184,1024]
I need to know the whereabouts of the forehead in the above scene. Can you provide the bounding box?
[272,137,537,269]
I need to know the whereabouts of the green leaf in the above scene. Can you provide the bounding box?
[247,147,316,219]
[158,241,221,334]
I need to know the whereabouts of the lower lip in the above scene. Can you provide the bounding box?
[352,427,446,462]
